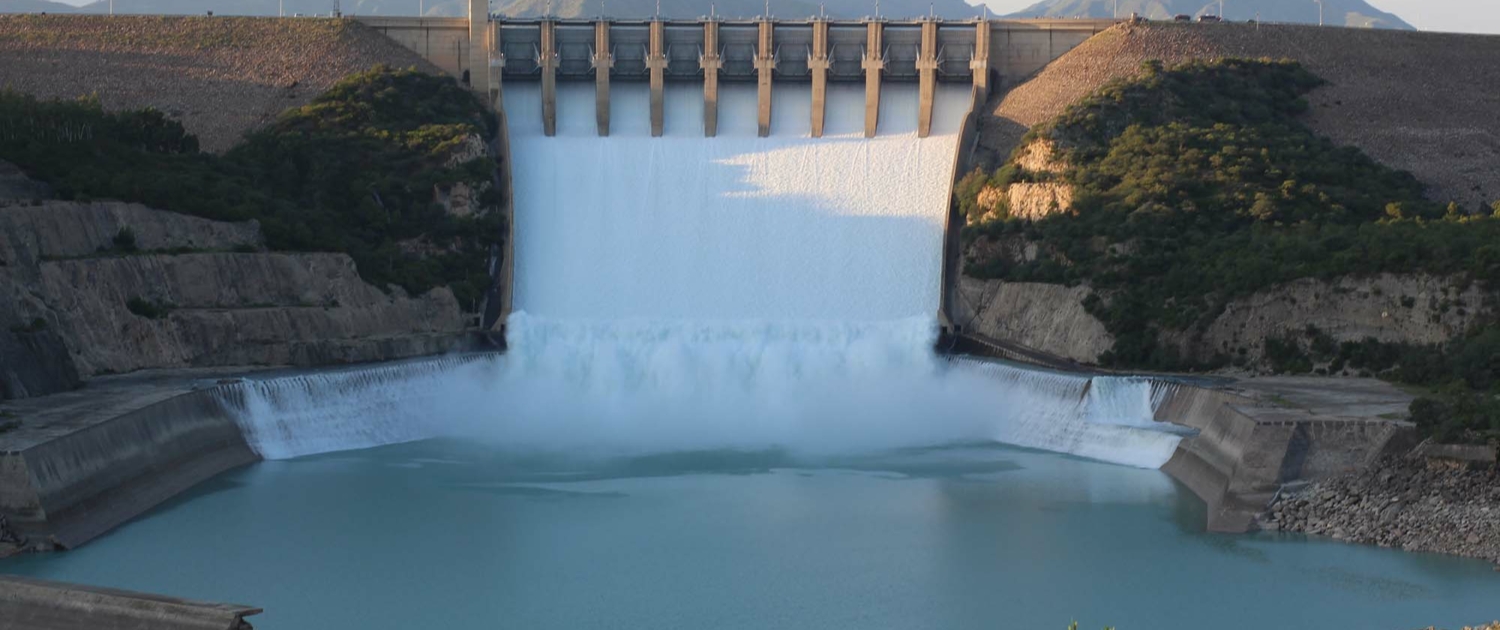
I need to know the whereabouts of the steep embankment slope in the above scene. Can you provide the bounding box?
[980,22,1500,210]
[0,15,439,151]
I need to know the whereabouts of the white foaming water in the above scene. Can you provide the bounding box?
[946,359,1183,468]
[506,82,958,320]
[223,356,503,459]
[228,82,1183,468]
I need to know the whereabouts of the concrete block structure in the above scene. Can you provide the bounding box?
[357,14,1118,139]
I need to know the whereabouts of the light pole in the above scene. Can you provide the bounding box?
[1314,0,1323,26]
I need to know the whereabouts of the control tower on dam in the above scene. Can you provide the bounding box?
[356,10,1118,137]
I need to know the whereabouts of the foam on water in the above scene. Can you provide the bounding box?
[227,82,1183,468]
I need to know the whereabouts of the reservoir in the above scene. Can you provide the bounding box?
[4,78,1495,630]
[4,438,1497,629]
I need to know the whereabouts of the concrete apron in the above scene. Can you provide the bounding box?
[0,575,261,630]
[1152,381,1414,533]
[1,386,260,554]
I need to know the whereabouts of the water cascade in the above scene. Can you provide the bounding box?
[223,355,503,459]
[225,81,1185,467]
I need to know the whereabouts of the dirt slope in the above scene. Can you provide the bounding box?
[980,22,1500,210]
[0,15,442,152]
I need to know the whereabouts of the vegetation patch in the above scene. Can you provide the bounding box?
[125,297,174,320]
[112,227,138,252]
[7,318,47,334]
[0,65,503,308]
[960,59,1500,371]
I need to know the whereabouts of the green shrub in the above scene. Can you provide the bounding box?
[112,227,138,252]
[125,297,172,319]
[7,318,47,334]
[0,65,503,310]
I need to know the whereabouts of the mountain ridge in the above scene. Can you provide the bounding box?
[1004,0,1414,29]
[2,0,988,19]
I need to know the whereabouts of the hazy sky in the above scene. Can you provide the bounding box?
[48,0,1500,34]
[971,0,1498,33]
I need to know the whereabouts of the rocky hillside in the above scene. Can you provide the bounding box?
[1005,0,1413,29]
[959,52,1500,444]
[0,164,469,401]
[0,15,439,151]
[959,57,1500,362]
[957,273,1493,366]
[980,22,1500,211]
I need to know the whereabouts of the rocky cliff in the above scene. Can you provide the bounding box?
[955,273,1492,368]
[952,277,1112,363]
[0,172,470,401]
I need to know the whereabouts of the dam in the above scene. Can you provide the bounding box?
[358,9,1118,138]
[2,11,1499,630]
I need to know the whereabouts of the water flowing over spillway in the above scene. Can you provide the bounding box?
[225,82,1184,467]
[506,82,957,320]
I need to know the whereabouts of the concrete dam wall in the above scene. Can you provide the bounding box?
[358,12,1117,136]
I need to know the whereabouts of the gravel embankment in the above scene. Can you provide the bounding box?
[1262,455,1500,568]
[0,15,443,152]
[982,22,1500,210]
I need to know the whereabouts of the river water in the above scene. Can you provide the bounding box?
[4,439,1497,629]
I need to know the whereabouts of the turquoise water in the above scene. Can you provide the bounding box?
[4,440,1497,629]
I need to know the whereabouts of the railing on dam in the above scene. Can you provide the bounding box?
[357,9,1118,138]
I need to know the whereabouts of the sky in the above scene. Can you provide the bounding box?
[969,0,1498,34]
[46,0,1500,34]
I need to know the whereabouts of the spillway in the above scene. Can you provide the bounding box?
[224,81,1183,467]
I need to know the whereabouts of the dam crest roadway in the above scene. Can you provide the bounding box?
[356,8,1119,138]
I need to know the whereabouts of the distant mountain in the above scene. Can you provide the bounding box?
[1,0,984,18]
[0,0,80,12]
[1006,0,1414,29]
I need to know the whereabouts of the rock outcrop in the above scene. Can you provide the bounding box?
[952,277,1112,363]
[952,271,1489,368]
[0,177,471,400]
[1004,182,1074,222]
[1176,273,1492,365]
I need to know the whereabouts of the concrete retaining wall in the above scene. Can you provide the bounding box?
[1152,383,1411,532]
[0,575,260,629]
[0,387,256,549]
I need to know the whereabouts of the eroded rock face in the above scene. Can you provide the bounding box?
[0,201,261,265]
[952,276,1113,364]
[37,253,464,377]
[1005,182,1074,222]
[1173,273,1492,365]
[0,198,469,398]
[433,133,495,219]
[953,271,1490,369]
